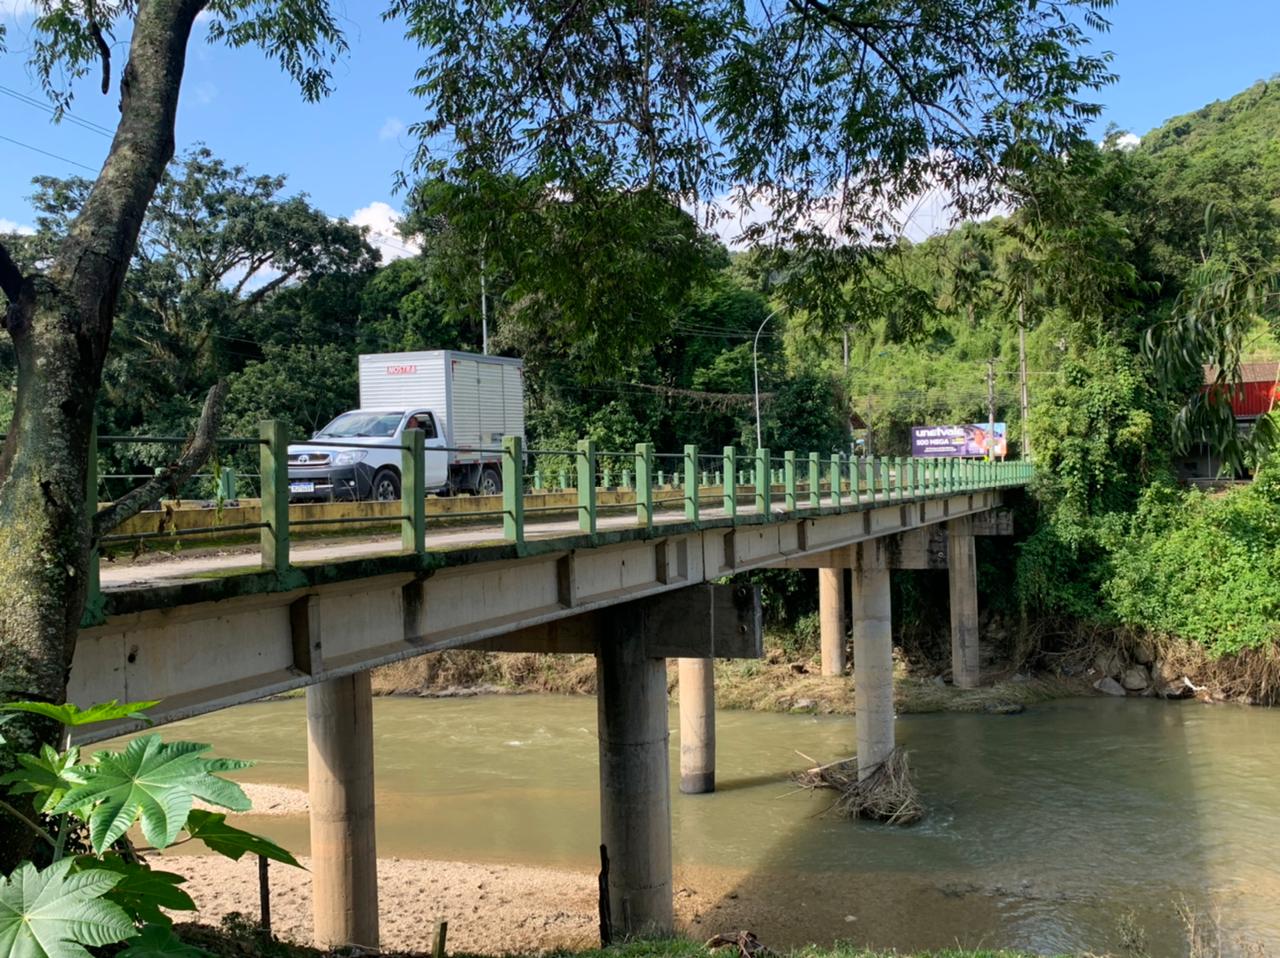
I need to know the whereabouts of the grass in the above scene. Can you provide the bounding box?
[179,919,1055,958]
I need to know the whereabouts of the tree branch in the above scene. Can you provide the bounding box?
[92,380,228,537]
[0,240,23,306]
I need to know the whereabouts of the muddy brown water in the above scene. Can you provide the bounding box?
[152,694,1279,956]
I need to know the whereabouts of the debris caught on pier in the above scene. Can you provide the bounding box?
[705,930,773,958]
[792,748,923,825]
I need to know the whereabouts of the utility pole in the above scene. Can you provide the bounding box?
[480,253,489,355]
[986,358,997,460]
[842,329,849,369]
[1018,300,1031,460]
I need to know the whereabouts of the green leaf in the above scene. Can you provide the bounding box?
[74,856,195,927]
[0,745,87,814]
[183,809,301,868]
[117,924,209,958]
[54,736,252,853]
[0,700,158,728]
[0,859,135,958]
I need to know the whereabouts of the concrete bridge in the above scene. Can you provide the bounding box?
[75,425,1032,949]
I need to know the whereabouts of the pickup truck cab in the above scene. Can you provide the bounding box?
[287,408,451,502]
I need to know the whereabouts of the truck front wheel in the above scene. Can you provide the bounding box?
[476,466,502,496]
[371,468,401,502]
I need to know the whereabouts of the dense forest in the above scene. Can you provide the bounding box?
[2,81,1278,687]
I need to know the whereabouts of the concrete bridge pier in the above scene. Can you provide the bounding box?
[818,567,847,675]
[597,620,674,937]
[852,541,894,780]
[307,670,380,949]
[678,657,716,794]
[948,515,981,689]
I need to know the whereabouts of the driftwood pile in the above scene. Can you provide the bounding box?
[793,747,923,825]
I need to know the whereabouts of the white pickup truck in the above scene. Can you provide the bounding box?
[287,350,525,502]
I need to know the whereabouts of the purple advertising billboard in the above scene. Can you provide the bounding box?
[911,423,1007,458]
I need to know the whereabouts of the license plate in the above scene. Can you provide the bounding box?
[289,481,315,493]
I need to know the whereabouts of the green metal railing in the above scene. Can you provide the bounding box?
[85,420,1035,619]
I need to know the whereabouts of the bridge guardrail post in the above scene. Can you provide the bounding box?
[808,452,821,510]
[830,453,843,509]
[503,436,524,544]
[635,443,654,530]
[684,444,699,524]
[723,446,737,517]
[259,419,290,576]
[85,418,102,621]
[896,456,906,501]
[784,451,797,513]
[578,439,597,534]
[402,428,426,553]
[755,447,770,515]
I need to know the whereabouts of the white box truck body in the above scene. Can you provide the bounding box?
[286,350,525,501]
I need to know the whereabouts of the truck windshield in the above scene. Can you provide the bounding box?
[314,412,405,439]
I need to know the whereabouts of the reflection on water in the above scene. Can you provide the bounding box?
[156,694,1280,955]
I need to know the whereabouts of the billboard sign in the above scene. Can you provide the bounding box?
[911,423,1007,458]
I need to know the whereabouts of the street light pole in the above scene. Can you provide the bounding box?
[754,307,783,449]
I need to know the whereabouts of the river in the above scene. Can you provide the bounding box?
[154,694,1280,956]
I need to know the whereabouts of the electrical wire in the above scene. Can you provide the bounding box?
[0,133,100,173]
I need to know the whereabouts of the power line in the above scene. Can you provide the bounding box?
[0,85,115,138]
[0,133,99,173]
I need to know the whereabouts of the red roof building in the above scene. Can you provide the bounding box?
[1202,362,1280,421]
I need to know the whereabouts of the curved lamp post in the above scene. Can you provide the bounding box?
[753,306,784,449]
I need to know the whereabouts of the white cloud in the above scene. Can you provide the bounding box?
[1110,132,1141,152]
[0,218,35,236]
[192,82,218,105]
[0,1,39,18]
[378,117,405,142]
[351,201,421,263]
[702,176,1007,251]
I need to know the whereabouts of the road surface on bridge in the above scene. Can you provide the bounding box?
[98,496,796,590]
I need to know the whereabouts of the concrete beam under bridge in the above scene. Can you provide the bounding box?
[592,584,762,936]
[852,539,894,780]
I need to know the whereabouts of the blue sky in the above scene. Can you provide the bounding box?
[2,0,1278,251]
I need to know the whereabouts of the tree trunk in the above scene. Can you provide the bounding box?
[0,0,206,872]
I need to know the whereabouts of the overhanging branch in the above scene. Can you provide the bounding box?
[93,380,228,537]
[0,240,23,306]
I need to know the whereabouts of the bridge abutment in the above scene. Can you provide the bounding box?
[948,515,981,689]
[307,670,380,949]
[597,618,674,937]
[818,566,846,675]
[852,542,894,781]
[678,657,716,794]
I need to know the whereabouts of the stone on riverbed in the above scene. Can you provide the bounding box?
[1094,650,1123,678]
[1121,666,1150,691]
[1094,676,1127,696]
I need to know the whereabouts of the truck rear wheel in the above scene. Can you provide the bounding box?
[477,466,502,496]
[371,468,401,502]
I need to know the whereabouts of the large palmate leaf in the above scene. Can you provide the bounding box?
[77,856,196,927]
[0,744,87,814]
[0,701,158,728]
[183,810,301,867]
[54,736,251,853]
[117,924,209,958]
[0,860,135,958]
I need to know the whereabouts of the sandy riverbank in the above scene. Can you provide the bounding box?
[170,850,1035,956]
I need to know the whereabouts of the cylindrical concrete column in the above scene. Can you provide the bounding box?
[678,657,715,794]
[597,637,673,936]
[307,672,379,949]
[948,515,981,689]
[852,545,893,782]
[818,567,846,675]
